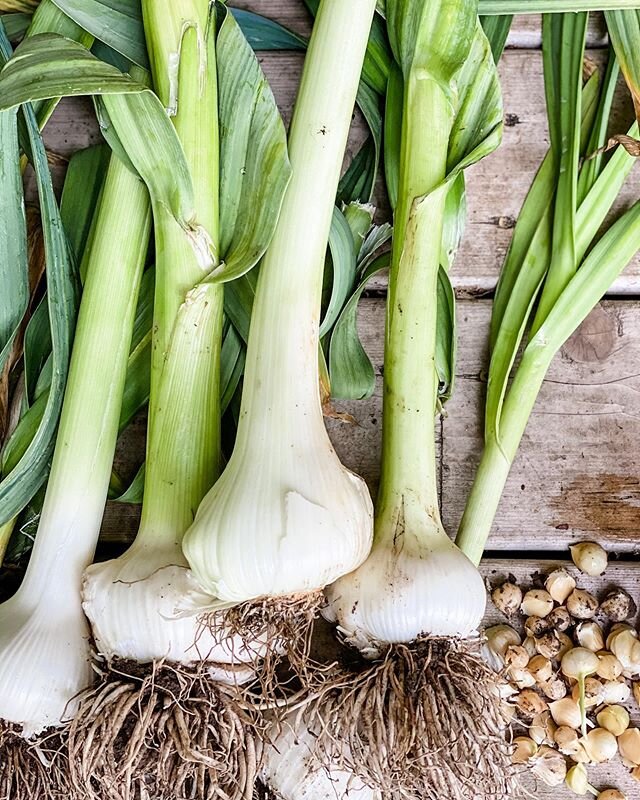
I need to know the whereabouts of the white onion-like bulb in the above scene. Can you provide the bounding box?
[261,717,381,800]
[326,499,486,656]
[82,542,266,678]
[0,589,92,738]
[183,438,373,603]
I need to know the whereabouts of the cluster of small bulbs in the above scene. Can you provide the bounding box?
[485,542,639,798]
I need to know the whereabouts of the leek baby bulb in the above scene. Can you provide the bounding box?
[183,0,376,682]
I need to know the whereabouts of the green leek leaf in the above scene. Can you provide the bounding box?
[214,8,291,283]
[436,266,456,402]
[606,8,640,123]
[0,25,77,525]
[329,255,388,401]
[51,0,147,67]
[320,207,358,338]
[480,14,512,62]
[0,105,28,376]
[0,12,30,39]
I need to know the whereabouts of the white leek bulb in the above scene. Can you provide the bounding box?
[0,586,92,738]
[82,543,264,677]
[326,496,486,656]
[261,717,381,800]
[182,0,377,603]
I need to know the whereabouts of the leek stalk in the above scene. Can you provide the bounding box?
[183,0,376,634]
[0,143,150,742]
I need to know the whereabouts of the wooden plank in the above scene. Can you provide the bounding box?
[481,557,640,800]
[104,297,640,554]
[231,3,610,48]
[443,299,640,553]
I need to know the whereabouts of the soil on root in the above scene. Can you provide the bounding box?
[304,638,519,800]
[0,722,69,800]
[67,657,259,800]
[210,590,338,704]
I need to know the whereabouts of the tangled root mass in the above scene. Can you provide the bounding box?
[0,722,69,800]
[306,638,518,800]
[217,590,334,702]
[67,658,259,800]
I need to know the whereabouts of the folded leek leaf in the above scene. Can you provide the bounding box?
[0,25,77,526]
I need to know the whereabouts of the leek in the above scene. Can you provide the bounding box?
[456,14,640,565]
[291,2,515,798]
[0,105,150,800]
[0,3,293,796]
[182,0,376,685]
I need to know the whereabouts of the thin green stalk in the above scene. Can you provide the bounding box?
[136,0,222,545]
[457,200,640,564]
[532,12,587,332]
[479,0,640,11]
[377,75,452,523]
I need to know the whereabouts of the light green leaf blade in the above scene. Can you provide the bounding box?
[0,106,28,374]
[51,0,148,67]
[329,256,388,401]
[447,22,503,174]
[214,8,291,284]
[386,0,477,87]
[320,207,358,338]
[0,26,76,526]
[436,266,456,402]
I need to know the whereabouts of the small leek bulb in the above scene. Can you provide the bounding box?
[483,625,521,670]
[561,648,599,736]
[325,500,486,654]
[570,542,608,576]
[596,706,629,737]
[584,728,617,763]
[566,763,594,795]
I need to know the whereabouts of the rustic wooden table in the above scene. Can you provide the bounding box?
[36,5,640,797]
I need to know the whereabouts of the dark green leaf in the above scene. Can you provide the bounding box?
[480,14,512,61]
[329,256,388,401]
[51,0,148,67]
[0,103,28,375]
[0,28,77,525]
[320,207,357,338]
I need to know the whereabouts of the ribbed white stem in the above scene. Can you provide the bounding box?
[183,0,378,603]
[0,156,149,735]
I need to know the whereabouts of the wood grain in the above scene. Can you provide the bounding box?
[103,297,640,555]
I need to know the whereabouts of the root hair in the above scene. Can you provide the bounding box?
[306,638,519,800]
[208,590,334,703]
[0,722,69,800]
[67,658,259,800]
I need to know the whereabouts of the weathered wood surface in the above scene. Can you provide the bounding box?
[105,297,640,554]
